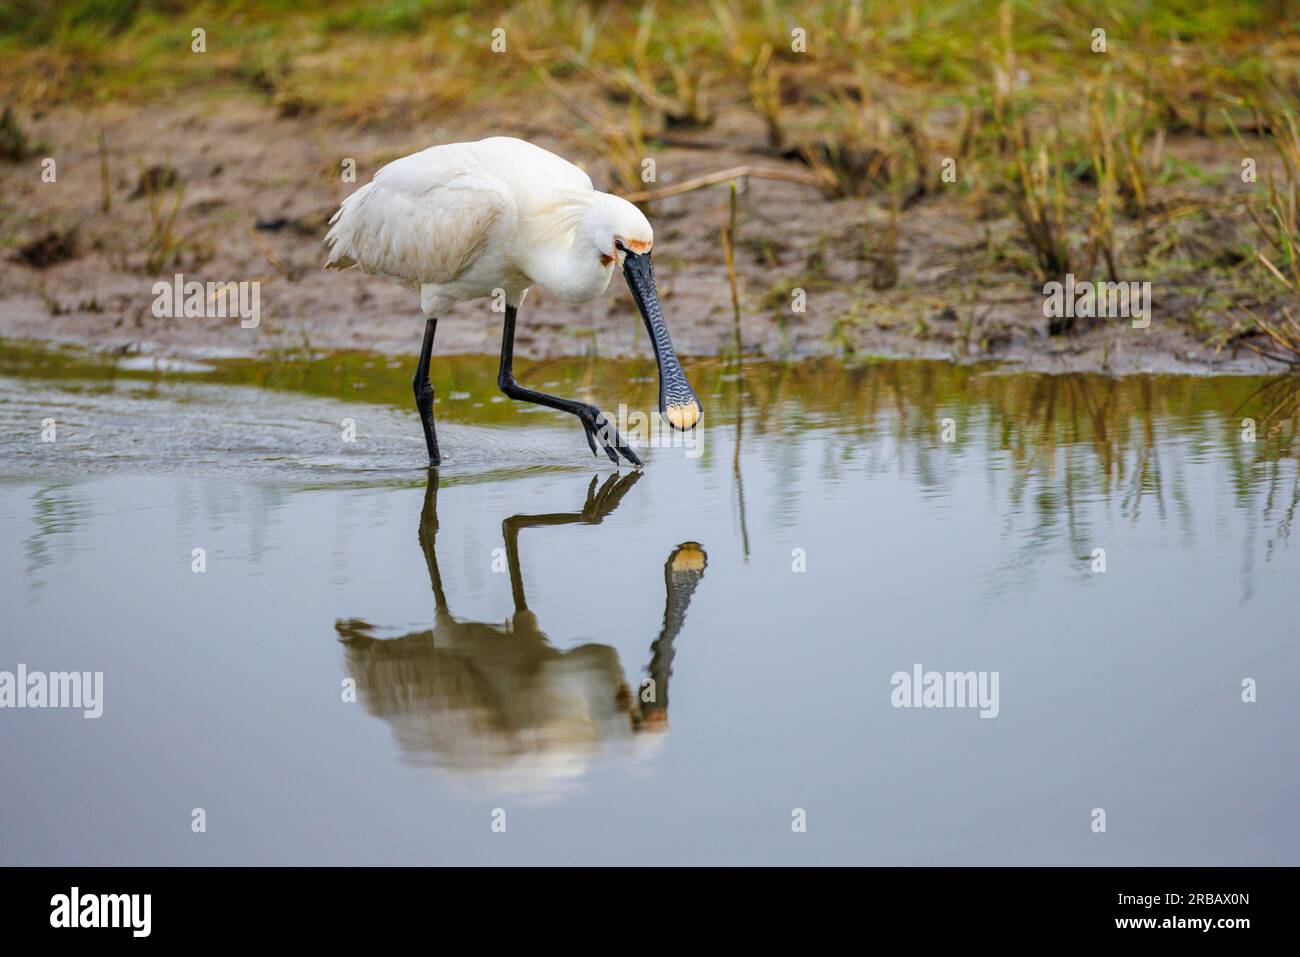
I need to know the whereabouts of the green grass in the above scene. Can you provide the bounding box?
[2,1,1293,112]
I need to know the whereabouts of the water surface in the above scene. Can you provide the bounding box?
[1,342,1297,864]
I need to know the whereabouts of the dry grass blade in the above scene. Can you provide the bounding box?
[621,164,821,203]
[721,180,742,355]
[141,173,208,274]
[1011,137,1071,282]
[531,61,650,193]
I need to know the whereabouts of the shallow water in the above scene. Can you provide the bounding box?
[1,341,1297,865]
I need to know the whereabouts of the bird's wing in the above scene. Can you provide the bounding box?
[324,147,516,286]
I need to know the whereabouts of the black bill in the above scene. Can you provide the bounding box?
[622,251,701,431]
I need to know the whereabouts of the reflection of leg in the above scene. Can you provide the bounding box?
[501,472,645,614]
[502,514,529,615]
[639,542,708,728]
[578,471,642,522]
[417,470,450,615]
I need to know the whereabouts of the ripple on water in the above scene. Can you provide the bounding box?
[0,375,607,485]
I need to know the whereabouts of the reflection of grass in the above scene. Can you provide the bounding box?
[23,484,89,597]
[0,337,664,427]
[7,335,1299,470]
[5,332,1300,558]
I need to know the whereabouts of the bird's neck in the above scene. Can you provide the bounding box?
[520,236,615,304]
[517,196,615,304]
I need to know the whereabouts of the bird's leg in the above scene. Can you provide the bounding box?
[412,318,440,466]
[497,305,642,467]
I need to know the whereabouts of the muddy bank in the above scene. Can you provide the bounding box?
[0,97,1284,375]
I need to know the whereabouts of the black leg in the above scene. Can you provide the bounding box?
[497,305,642,467]
[412,318,440,466]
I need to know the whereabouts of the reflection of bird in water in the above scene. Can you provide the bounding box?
[335,471,706,795]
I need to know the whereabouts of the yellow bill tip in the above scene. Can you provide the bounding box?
[664,401,701,431]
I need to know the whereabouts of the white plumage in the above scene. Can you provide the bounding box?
[325,149,518,288]
[324,136,700,467]
[325,136,646,316]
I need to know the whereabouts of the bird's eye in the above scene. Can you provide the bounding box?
[614,239,626,252]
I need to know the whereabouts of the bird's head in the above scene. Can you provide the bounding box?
[586,193,701,434]
[588,194,654,268]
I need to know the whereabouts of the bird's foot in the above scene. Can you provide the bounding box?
[580,407,643,468]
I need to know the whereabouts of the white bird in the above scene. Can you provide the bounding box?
[324,136,701,467]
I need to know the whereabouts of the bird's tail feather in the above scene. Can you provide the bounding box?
[322,182,376,270]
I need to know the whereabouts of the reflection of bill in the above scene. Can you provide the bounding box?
[638,542,706,728]
[335,471,707,796]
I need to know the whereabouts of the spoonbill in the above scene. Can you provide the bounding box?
[324,136,701,467]
[335,470,709,789]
